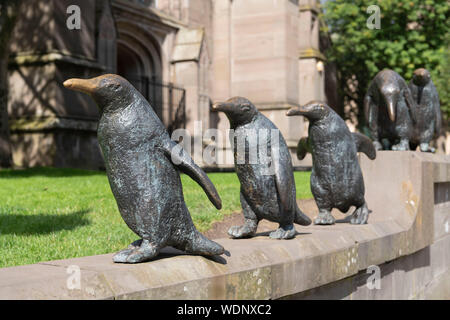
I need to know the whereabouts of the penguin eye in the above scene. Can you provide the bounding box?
[241,104,251,112]
[107,83,120,91]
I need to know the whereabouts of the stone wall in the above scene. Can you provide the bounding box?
[208,0,320,169]
[7,0,106,169]
[6,0,327,170]
[0,152,448,299]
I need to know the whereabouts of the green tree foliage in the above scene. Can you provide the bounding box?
[321,0,449,128]
[433,31,450,121]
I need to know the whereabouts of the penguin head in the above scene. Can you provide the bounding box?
[380,83,400,122]
[412,68,431,87]
[286,101,329,121]
[212,97,258,127]
[63,74,135,112]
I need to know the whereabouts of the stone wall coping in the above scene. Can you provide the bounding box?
[0,152,448,299]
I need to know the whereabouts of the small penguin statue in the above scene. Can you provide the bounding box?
[408,68,442,152]
[213,97,311,240]
[364,69,417,151]
[287,101,376,225]
[64,74,224,263]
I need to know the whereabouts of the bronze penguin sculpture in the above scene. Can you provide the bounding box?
[408,68,442,152]
[213,97,311,240]
[364,69,417,151]
[287,101,376,225]
[64,74,224,263]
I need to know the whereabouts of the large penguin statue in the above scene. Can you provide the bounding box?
[213,97,311,240]
[287,101,376,225]
[64,74,224,263]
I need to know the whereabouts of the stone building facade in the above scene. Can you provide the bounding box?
[7,0,325,169]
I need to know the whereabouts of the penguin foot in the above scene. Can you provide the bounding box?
[392,139,410,151]
[228,219,258,239]
[269,224,296,240]
[349,203,370,225]
[111,239,144,262]
[113,239,159,264]
[185,232,225,255]
[314,210,335,225]
[373,140,383,151]
[419,143,435,153]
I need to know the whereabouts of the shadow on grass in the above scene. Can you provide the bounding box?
[0,167,104,179]
[0,209,91,235]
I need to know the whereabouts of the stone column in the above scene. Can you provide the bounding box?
[227,0,301,168]
[296,0,326,167]
[172,28,207,164]
[96,0,117,73]
[0,0,21,168]
[210,0,233,168]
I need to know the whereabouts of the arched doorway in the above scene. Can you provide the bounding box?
[115,27,163,120]
[114,20,186,133]
[117,44,145,91]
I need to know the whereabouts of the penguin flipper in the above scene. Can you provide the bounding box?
[162,140,222,209]
[363,93,372,125]
[403,86,418,124]
[271,143,294,216]
[434,92,442,137]
[297,137,311,160]
[352,132,376,160]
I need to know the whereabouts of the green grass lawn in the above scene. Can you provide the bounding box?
[0,167,311,268]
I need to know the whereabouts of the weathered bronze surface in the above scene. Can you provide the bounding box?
[408,68,442,152]
[213,97,311,239]
[364,69,417,151]
[64,74,224,263]
[287,101,376,225]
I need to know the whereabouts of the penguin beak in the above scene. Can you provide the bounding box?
[212,102,233,112]
[386,98,396,122]
[286,106,306,116]
[63,78,98,95]
[414,68,426,78]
